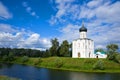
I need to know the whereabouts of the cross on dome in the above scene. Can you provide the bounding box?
[79,21,87,32]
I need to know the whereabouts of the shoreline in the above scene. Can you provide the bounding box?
[0,75,20,80]
[1,57,120,73]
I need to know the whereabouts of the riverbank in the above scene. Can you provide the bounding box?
[1,57,120,73]
[0,75,20,80]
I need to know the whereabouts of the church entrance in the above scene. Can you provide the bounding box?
[78,52,80,58]
[89,52,91,58]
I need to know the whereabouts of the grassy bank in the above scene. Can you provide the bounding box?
[1,57,120,73]
[0,75,20,80]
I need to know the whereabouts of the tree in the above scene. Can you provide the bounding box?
[106,44,119,60]
[49,38,59,56]
[21,56,29,63]
[106,44,119,54]
[8,52,14,61]
[95,48,105,52]
[115,54,120,64]
[59,40,69,56]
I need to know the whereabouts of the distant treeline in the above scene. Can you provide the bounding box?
[0,38,72,58]
[0,48,47,57]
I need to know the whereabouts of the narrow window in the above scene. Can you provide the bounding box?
[78,52,80,58]
[89,52,90,58]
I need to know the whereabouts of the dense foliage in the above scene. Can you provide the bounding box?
[93,60,104,70]
[0,38,72,60]
[106,43,120,64]
[49,38,71,57]
[0,38,120,65]
[0,48,47,58]
[21,56,29,63]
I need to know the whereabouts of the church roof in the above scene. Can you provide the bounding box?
[79,22,87,32]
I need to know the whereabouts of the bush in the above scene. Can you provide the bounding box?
[21,56,29,63]
[2,53,15,62]
[54,58,63,68]
[93,60,104,70]
[2,55,8,61]
[107,53,117,60]
[8,52,14,61]
[34,58,42,65]
[115,54,120,64]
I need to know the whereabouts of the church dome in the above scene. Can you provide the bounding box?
[79,23,87,32]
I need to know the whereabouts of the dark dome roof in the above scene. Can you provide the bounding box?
[79,23,87,32]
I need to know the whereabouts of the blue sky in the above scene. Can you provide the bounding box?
[0,0,120,50]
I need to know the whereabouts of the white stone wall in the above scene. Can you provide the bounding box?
[72,27,96,58]
[80,32,87,38]
[95,52,107,58]
[72,39,95,58]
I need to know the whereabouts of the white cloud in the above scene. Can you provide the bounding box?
[31,12,36,16]
[50,0,120,49]
[22,2,27,7]
[87,0,103,8]
[26,7,31,12]
[0,1,12,19]
[0,24,51,50]
[0,24,17,33]
[22,2,39,19]
[49,0,75,24]
[58,24,79,42]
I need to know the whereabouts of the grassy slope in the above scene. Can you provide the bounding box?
[11,57,120,73]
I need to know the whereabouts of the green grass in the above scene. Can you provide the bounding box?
[0,75,20,80]
[2,57,120,73]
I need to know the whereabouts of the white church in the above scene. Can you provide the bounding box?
[72,23,107,58]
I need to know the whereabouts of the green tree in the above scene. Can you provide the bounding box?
[106,44,119,54]
[106,44,119,60]
[8,52,14,61]
[115,54,120,64]
[49,38,59,56]
[21,56,29,63]
[59,40,69,56]
[95,48,105,52]
[2,55,8,61]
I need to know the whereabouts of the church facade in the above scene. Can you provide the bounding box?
[72,23,95,58]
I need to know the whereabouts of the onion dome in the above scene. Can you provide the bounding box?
[79,22,87,32]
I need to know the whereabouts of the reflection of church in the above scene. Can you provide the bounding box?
[72,23,95,58]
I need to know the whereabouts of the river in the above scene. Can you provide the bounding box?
[0,63,120,80]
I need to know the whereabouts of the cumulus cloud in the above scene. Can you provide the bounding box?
[58,24,79,42]
[0,24,17,33]
[50,0,120,49]
[0,24,51,50]
[49,0,75,24]
[0,1,12,19]
[22,2,39,19]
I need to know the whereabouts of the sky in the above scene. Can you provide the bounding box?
[0,0,120,50]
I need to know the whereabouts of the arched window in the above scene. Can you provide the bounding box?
[89,52,91,58]
[78,52,80,58]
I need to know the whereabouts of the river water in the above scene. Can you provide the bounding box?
[0,63,120,80]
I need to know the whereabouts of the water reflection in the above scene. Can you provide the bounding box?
[0,63,13,68]
[0,63,119,80]
[69,72,120,80]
